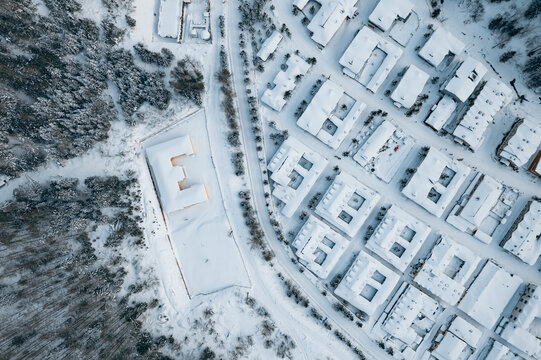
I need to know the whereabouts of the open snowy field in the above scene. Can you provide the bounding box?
[143,110,250,297]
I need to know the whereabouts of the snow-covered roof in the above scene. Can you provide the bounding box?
[425,95,457,131]
[307,0,357,47]
[452,78,513,151]
[501,324,541,359]
[498,117,541,168]
[502,199,541,265]
[146,136,209,214]
[432,331,470,360]
[339,26,403,93]
[293,215,349,279]
[432,316,483,360]
[297,79,366,149]
[458,261,522,329]
[419,27,465,68]
[316,171,381,237]
[294,0,310,10]
[365,205,431,272]
[391,65,429,109]
[261,54,311,112]
[447,173,503,235]
[379,284,441,348]
[448,316,483,348]
[354,120,396,166]
[353,121,415,183]
[158,0,181,39]
[484,341,520,360]
[335,251,400,318]
[368,0,414,32]
[444,57,487,102]
[414,236,481,305]
[257,31,283,61]
[500,285,541,358]
[267,136,328,217]
[402,148,471,217]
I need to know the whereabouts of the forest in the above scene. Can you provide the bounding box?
[0,0,206,358]
[0,0,203,178]
[0,176,181,359]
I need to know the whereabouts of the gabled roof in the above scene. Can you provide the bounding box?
[261,55,311,112]
[453,78,514,150]
[503,199,541,265]
[339,26,403,93]
[458,261,522,329]
[368,0,414,31]
[257,31,283,61]
[307,0,357,47]
[425,95,457,131]
[391,65,429,108]
[419,27,465,68]
[444,57,487,102]
[498,117,541,168]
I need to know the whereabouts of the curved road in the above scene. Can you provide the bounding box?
[223,2,393,359]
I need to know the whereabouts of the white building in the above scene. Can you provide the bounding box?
[257,31,283,61]
[374,284,442,358]
[297,79,366,149]
[316,171,381,237]
[443,57,488,102]
[452,78,514,151]
[146,136,209,214]
[355,120,397,169]
[339,26,403,93]
[402,148,471,218]
[497,117,541,168]
[335,251,400,318]
[306,0,357,47]
[425,96,457,131]
[499,284,541,359]
[158,0,181,39]
[446,174,503,240]
[261,54,311,112]
[419,27,465,68]
[292,215,349,279]
[483,341,522,360]
[414,236,481,305]
[458,261,522,329]
[353,120,415,183]
[368,0,414,32]
[267,136,328,217]
[430,316,483,360]
[501,199,541,265]
[365,205,431,272]
[391,65,430,109]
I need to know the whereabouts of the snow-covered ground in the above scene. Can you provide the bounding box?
[6,0,539,358]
